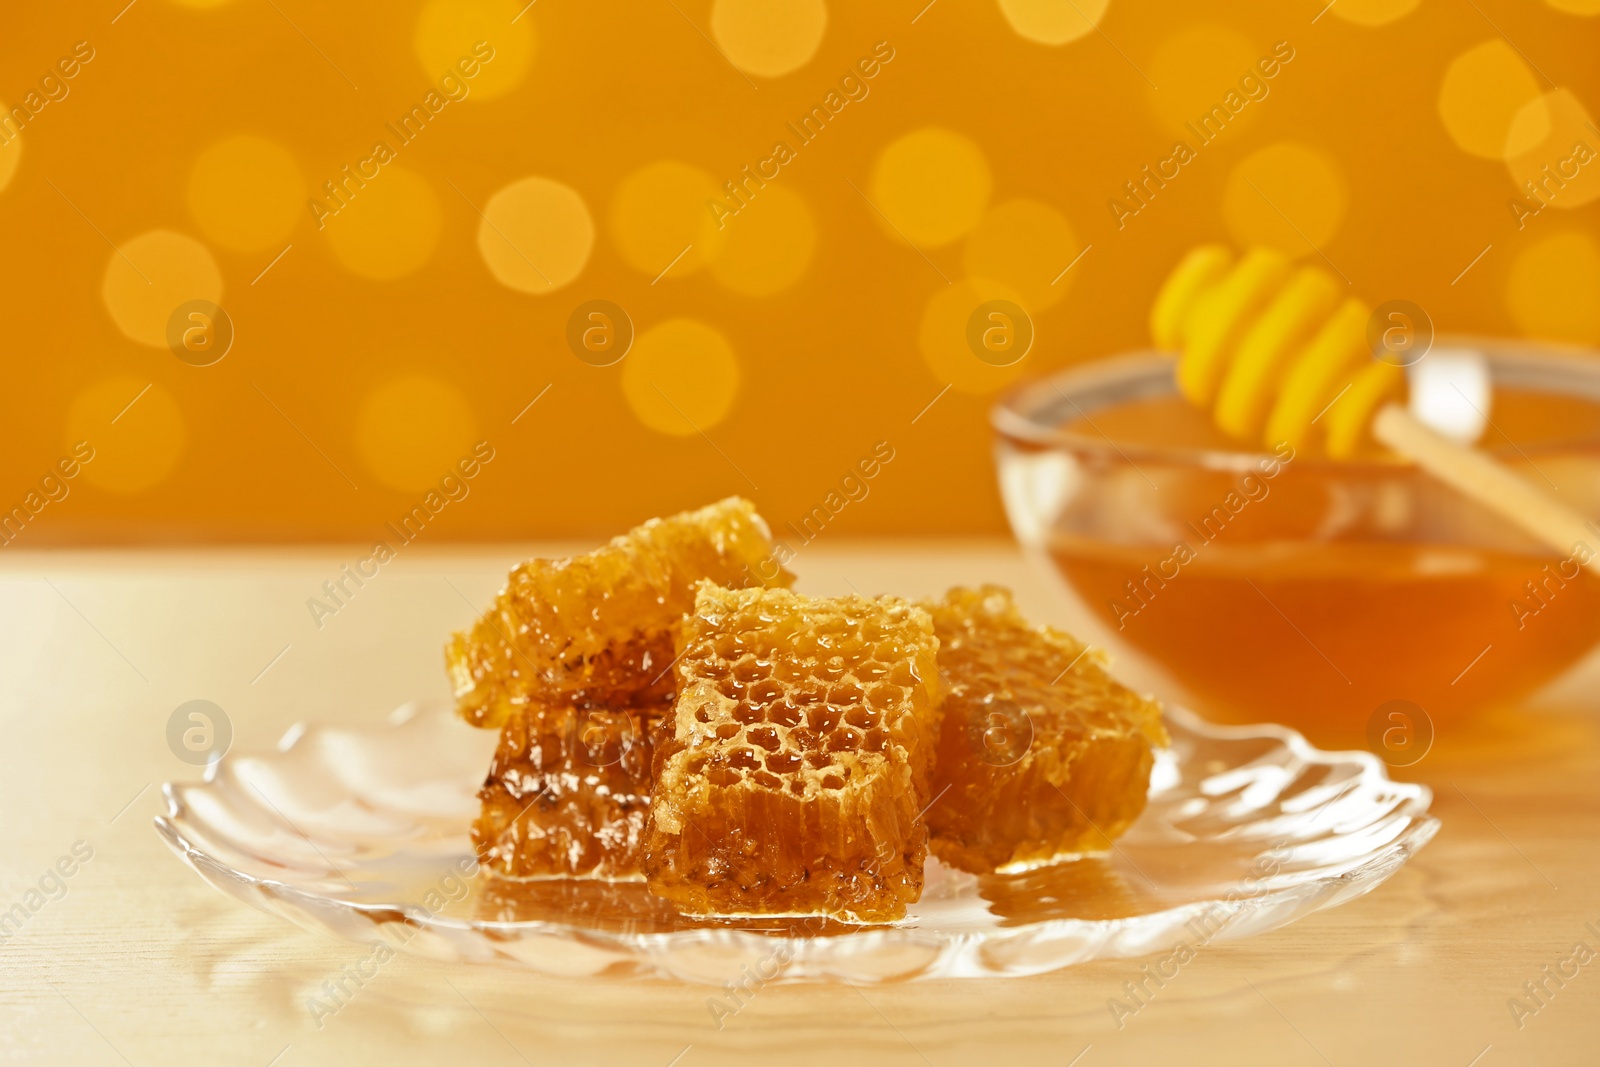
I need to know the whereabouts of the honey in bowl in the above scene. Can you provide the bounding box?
[995,351,1600,747]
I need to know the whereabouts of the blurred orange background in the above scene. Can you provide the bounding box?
[1,0,1597,545]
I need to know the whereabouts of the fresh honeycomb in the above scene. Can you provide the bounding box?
[643,583,944,923]
[446,497,792,730]
[922,586,1168,875]
[473,695,664,880]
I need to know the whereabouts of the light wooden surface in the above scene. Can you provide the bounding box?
[2,543,1597,1067]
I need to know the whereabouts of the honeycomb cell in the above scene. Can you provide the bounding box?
[923,586,1167,874]
[644,583,944,922]
[446,497,792,729]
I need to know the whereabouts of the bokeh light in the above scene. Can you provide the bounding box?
[355,375,478,492]
[0,105,20,194]
[710,0,828,78]
[101,230,223,348]
[996,0,1110,45]
[1438,39,1545,160]
[709,185,816,297]
[476,176,595,295]
[609,161,726,278]
[414,0,534,101]
[621,319,740,435]
[1506,231,1600,345]
[869,127,992,249]
[1145,25,1261,138]
[3,0,1598,545]
[321,165,443,281]
[1505,89,1600,211]
[1222,142,1347,258]
[187,135,303,253]
[920,279,1033,395]
[961,199,1081,312]
[1329,0,1423,27]
[65,377,187,495]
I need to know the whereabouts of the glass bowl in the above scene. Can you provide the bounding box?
[992,339,1600,746]
[154,700,1435,983]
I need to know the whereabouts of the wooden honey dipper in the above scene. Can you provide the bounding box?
[1151,244,1600,575]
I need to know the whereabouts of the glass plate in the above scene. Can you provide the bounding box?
[154,700,1437,983]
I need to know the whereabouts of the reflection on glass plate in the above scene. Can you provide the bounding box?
[155,701,1436,983]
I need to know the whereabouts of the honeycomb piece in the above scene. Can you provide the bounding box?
[923,586,1167,875]
[644,583,943,923]
[447,497,792,729]
[473,696,664,880]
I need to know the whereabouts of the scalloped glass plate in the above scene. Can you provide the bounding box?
[154,700,1436,983]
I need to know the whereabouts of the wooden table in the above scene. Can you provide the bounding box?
[2,544,1596,1066]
